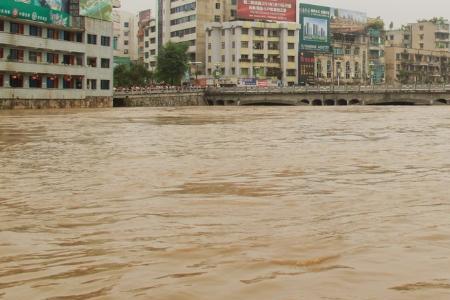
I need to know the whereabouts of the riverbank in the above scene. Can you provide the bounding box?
[0,97,113,110]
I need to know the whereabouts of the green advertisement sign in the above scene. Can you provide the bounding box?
[0,0,71,26]
[299,3,330,52]
[80,0,112,22]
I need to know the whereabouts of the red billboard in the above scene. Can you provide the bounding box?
[237,0,296,22]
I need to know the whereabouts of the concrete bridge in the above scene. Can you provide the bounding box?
[205,85,450,106]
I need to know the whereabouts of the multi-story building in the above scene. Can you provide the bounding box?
[0,2,115,107]
[113,10,138,65]
[314,31,369,85]
[384,18,450,84]
[142,19,158,72]
[158,0,237,75]
[136,9,158,72]
[367,20,386,84]
[205,21,300,86]
[384,47,450,84]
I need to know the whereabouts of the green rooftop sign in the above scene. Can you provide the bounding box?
[0,0,71,27]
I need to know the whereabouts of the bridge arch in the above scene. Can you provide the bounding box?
[312,99,323,106]
[349,99,361,105]
[300,99,310,105]
[324,99,335,106]
[435,99,448,105]
[337,99,348,106]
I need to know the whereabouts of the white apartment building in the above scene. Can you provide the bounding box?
[205,21,301,86]
[159,0,237,75]
[142,19,158,71]
[0,15,114,106]
[113,10,139,63]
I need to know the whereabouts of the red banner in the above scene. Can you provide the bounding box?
[237,0,296,22]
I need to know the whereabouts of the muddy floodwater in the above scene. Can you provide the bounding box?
[0,107,450,300]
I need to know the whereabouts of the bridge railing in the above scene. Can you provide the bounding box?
[114,87,205,96]
[206,84,450,94]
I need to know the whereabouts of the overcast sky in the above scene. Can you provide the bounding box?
[120,0,450,28]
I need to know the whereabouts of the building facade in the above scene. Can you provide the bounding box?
[113,10,138,65]
[0,13,114,106]
[385,19,450,84]
[159,0,237,75]
[142,18,158,71]
[313,31,370,85]
[205,21,300,86]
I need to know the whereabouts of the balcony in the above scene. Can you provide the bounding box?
[0,32,86,54]
[0,59,86,76]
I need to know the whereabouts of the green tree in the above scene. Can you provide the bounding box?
[113,64,130,87]
[113,62,153,87]
[155,41,189,85]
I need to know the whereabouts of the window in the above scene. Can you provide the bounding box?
[63,54,75,65]
[101,80,110,90]
[87,79,97,90]
[29,51,42,63]
[124,22,129,28]
[214,15,221,22]
[288,43,295,49]
[76,32,83,43]
[101,58,110,69]
[254,29,263,36]
[113,37,118,50]
[231,10,236,17]
[47,53,59,64]
[232,41,235,48]
[101,36,111,46]
[145,29,149,37]
[288,30,295,36]
[10,74,24,88]
[242,28,249,34]
[63,31,74,41]
[47,29,59,39]
[0,48,3,59]
[0,74,3,87]
[9,49,24,61]
[124,31,129,37]
[124,40,129,46]
[221,42,225,49]
[0,20,4,31]
[345,47,351,55]
[288,56,295,62]
[29,75,42,88]
[215,3,220,9]
[145,52,149,59]
[150,38,156,43]
[87,34,97,44]
[29,25,42,37]
[150,49,156,55]
[208,56,211,62]
[354,47,360,55]
[241,68,249,76]
[241,41,248,48]
[124,49,129,54]
[87,57,97,67]
[47,76,59,89]
[287,69,296,76]
[145,41,149,48]
[10,22,24,35]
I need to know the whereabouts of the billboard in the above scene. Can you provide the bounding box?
[0,0,71,26]
[299,3,330,52]
[80,0,112,21]
[237,0,296,22]
[331,7,367,33]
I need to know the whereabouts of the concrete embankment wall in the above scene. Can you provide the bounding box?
[114,92,206,107]
[0,97,113,110]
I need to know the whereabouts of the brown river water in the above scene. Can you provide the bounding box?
[0,107,450,300]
